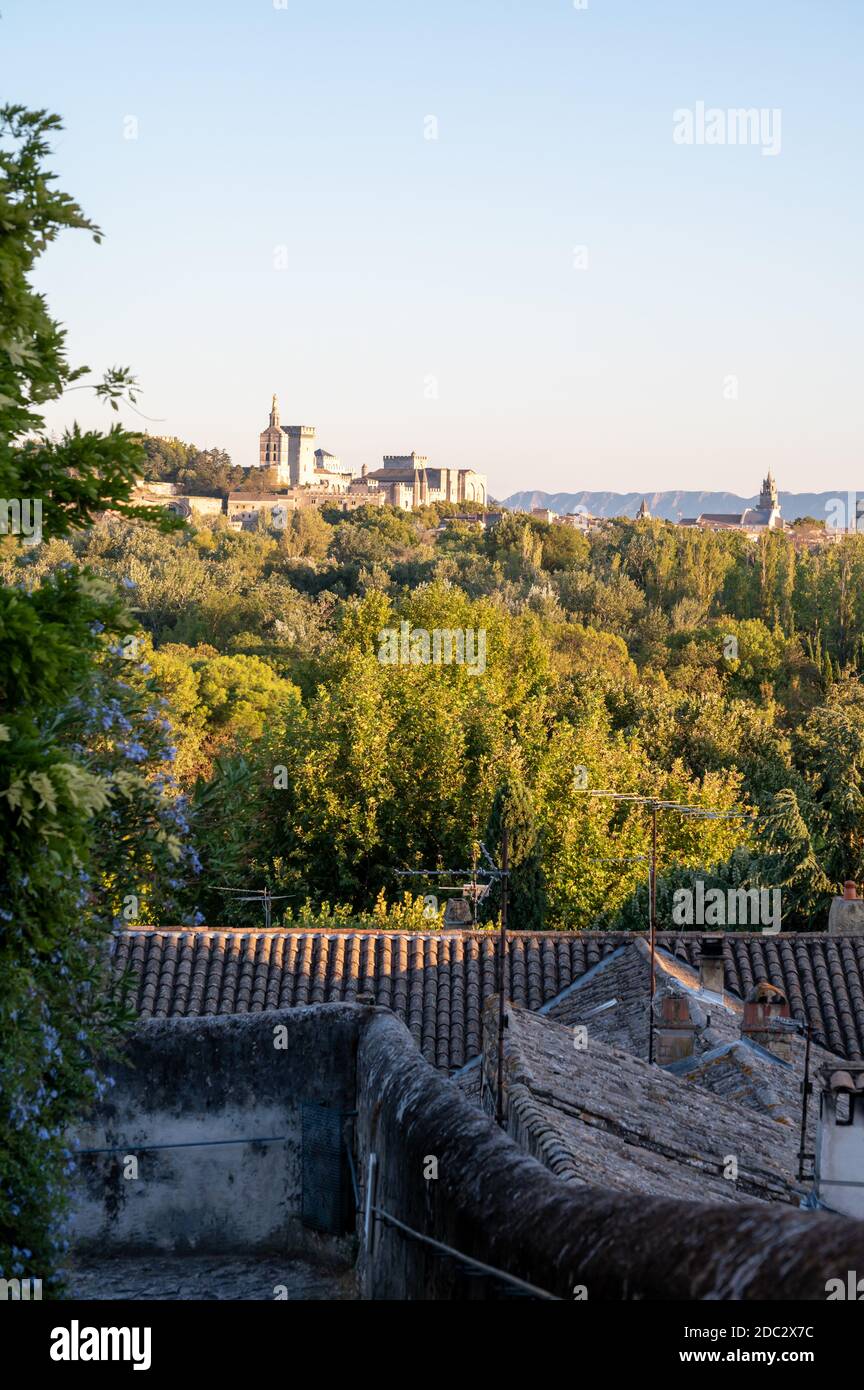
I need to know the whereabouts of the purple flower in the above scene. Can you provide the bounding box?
[119,741,148,763]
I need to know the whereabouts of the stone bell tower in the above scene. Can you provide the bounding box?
[258,395,317,485]
[259,395,286,477]
[759,469,779,512]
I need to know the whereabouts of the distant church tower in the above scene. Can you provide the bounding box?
[258,395,316,485]
[759,470,779,512]
[259,395,286,479]
[637,498,651,520]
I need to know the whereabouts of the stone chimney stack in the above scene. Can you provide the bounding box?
[699,936,725,996]
[741,982,793,1061]
[828,881,864,935]
[654,993,699,1065]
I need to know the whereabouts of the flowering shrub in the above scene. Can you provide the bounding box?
[0,106,191,1291]
[281,890,444,931]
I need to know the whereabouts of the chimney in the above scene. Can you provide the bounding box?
[443,897,472,926]
[814,1064,864,1219]
[741,982,793,1060]
[654,993,699,1065]
[699,936,725,996]
[827,881,864,934]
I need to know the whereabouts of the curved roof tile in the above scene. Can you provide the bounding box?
[110,929,864,1071]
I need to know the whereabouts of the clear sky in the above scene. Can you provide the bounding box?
[3,0,861,499]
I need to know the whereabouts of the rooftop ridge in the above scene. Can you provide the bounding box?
[110,927,864,1065]
[111,926,843,939]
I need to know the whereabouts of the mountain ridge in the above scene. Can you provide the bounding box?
[500,489,850,524]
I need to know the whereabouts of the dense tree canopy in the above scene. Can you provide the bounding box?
[140,435,244,497]
[7,476,862,941]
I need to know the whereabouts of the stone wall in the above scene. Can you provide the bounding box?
[71,1005,360,1259]
[71,1001,864,1300]
[357,1009,864,1300]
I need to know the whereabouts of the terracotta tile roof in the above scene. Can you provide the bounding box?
[111,929,864,1071]
[676,932,864,1062]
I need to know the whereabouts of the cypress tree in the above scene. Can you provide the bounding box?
[822,652,834,689]
[483,774,547,930]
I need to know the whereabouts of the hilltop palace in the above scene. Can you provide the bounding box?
[258,395,487,510]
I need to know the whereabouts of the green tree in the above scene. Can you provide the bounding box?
[195,652,301,739]
[794,681,864,884]
[540,524,589,573]
[140,435,243,496]
[0,105,189,1290]
[278,507,332,560]
[752,788,834,926]
[483,772,547,930]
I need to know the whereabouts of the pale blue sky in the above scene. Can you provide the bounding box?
[4,0,862,498]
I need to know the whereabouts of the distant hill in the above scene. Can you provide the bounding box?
[501,489,850,526]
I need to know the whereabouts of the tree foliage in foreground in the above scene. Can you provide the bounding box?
[0,106,193,1292]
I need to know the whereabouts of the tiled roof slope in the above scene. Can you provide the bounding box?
[111,929,864,1071]
[544,940,839,1142]
[488,1002,804,1205]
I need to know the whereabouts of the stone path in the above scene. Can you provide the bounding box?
[66,1254,357,1300]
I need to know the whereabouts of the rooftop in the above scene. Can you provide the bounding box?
[489,1002,806,1205]
[543,937,839,1130]
[111,928,864,1071]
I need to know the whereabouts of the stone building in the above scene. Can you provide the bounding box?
[363,452,487,510]
[128,481,223,520]
[257,401,485,511]
[75,923,864,1302]
[255,397,488,511]
[472,936,860,1213]
[109,927,864,1072]
[680,470,785,536]
[69,980,864,1303]
[484,1000,806,1205]
[226,486,383,530]
[557,510,605,534]
[258,396,351,491]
